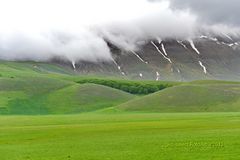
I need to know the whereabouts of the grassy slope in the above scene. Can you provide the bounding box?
[0,61,74,77]
[46,84,135,114]
[0,61,136,114]
[0,77,73,114]
[0,78,134,114]
[0,113,239,160]
[117,83,240,112]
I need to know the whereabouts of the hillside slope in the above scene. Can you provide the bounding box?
[0,61,74,77]
[0,76,135,114]
[46,84,135,114]
[117,83,240,112]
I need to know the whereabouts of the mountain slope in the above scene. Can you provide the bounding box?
[49,35,240,81]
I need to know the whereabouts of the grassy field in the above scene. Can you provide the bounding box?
[0,113,239,160]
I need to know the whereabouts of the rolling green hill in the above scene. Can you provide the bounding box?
[0,76,73,114]
[1,61,240,114]
[46,83,135,114]
[0,76,135,114]
[0,62,136,115]
[117,83,240,112]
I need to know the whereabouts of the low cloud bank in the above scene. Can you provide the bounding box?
[0,0,239,63]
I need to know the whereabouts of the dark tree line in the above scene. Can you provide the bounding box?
[77,79,172,95]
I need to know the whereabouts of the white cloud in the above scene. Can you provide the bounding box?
[0,0,238,62]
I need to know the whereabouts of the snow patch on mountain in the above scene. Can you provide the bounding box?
[189,39,200,54]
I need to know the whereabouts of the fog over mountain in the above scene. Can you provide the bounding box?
[0,0,239,63]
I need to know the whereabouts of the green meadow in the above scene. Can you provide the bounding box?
[0,61,240,159]
[0,113,240,160]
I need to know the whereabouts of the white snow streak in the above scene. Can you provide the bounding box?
[113,59,125,75]
[177,40,188,49]
[199,35,208,39]
[161,43,168,56]
[177,68,181,73]
[199,35,219,43]
[223,33,233,41]
[189,40,200,55]
[221,42,237,47]
[113,59,121,70]
[199,61,207,74]
[72,61,76,70]
[156,71,160,81]
[151,41,172,63]
[131,51,148,64]
[210,37,218,42]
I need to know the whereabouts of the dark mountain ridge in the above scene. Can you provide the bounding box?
[50,34,240,81]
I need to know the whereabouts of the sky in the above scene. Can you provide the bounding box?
[0,0,239,62]
[160,0,240,26]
